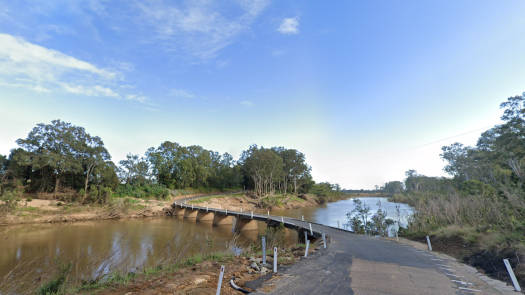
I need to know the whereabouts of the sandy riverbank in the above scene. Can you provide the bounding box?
[0,197,172,226]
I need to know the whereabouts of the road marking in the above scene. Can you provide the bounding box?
[451,280,473,286]
[458,287,481,292]
[445,273,464,278]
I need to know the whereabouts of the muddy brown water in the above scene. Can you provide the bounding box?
[0,217,297,294]
[0,197,412,294]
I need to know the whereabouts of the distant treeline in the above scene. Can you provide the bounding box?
[0,120,341,205]
[380,92,525,286]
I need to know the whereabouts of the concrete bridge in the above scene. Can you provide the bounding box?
[169,199,327,243]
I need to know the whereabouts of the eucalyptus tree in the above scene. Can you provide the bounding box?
[146,141,184,188]
[382,181,404,194]
[119,154,150,185]
[440,93,525,187]
[15,120,111,197]
[0,154,6,194]
[272,147,311,194]
[240,145,283,198]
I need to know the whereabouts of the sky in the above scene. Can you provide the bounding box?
[1,1,525,189]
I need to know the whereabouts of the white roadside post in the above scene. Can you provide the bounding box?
[426,235,433,251]
[309,223,313,235]
[301,215,304,221]
[304,239,310,257]
[281,216,284,223]
[251,211,253,219]
[225,209,228,215]
[206,205,209,212]
[216,265,225,295]
[267,210,270,216]
[273,247,278,273]
[503,259,522,292]
[322,233,326,249]
[262,236,266,264]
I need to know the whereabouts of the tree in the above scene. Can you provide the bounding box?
[0,154,7,194]
[240,145,283,199]
[78,133,111,200]
[17,120,83,194]
[119,154,150,185]
[15,120,112,198]
[382,181,404,194]
[347,199,370,234]
[272,147,311,194]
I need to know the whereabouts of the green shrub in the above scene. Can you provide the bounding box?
[37,263,71,295]
[0,190,21,213]
[113,184,170,200]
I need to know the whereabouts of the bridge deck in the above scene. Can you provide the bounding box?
[173,200,350,239]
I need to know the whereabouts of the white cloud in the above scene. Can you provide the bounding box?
[60,83,119,97]
[277,17,299,34]
[240,100,254,107]
[136,0,270,59]
[0,33,145,102]
[169,88,195,99]
[125,94,147,103]
[0,33,114,79]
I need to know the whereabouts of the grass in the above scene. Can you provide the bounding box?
[260,194,296,208]
[68,252,234,294]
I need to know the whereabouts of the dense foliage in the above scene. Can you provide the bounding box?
[382,92,525,285]
[0,120,330,207]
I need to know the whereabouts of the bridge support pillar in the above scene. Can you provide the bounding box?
[213,214,234,226]
[173,208,185,219]
[197,211,214,223]
[184,209,198,219]
[234,218,258,232]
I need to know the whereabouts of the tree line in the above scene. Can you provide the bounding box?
[380,92,525,286]
[0,120,320,204]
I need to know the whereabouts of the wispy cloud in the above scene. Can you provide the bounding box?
[136,0,270,59]
[278,17,299,34]
[0,33,145,103]
[169,88,195,99]
[240,100,254,107]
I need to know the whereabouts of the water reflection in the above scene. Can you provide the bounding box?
[273,197,413,234]
[0,217,291,295]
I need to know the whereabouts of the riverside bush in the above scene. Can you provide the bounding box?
[113,184,169,200]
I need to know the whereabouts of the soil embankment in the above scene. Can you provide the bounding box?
[188,193,322,212]
[0,198,170,225]
[0,192,327,226]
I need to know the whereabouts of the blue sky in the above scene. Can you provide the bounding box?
[1,0,525,189]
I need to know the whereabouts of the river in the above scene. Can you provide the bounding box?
[0,196,412,294]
